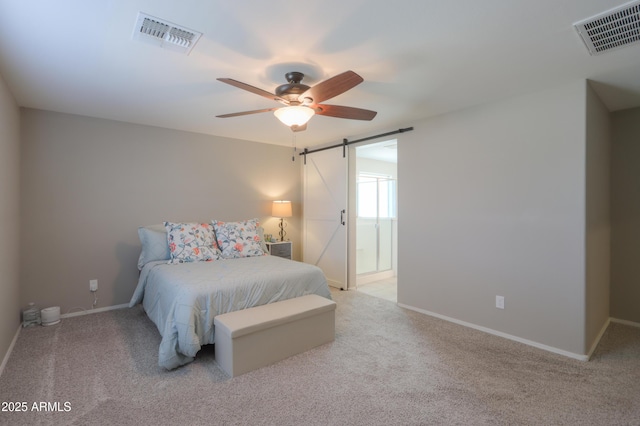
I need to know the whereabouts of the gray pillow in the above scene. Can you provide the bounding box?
[137,224,170,270]
[257,226,269,254]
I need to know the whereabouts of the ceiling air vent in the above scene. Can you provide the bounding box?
[132,12,202,55]
[574,0,640,55]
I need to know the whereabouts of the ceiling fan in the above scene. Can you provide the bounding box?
[216,70,377,132]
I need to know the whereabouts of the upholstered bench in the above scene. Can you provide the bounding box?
[214,294,336,377]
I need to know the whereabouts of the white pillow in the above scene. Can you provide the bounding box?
[212,218,265,259]
[164,222,221,264]
[137,224,171,270]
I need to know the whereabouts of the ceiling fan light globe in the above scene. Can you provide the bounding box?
[274,106,315,127]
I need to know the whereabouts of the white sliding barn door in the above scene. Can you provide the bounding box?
[303,148,348,290]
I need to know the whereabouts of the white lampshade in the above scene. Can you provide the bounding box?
[274,106,315,127]
[272,200,292,218]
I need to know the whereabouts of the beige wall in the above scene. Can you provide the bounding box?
[19,109,301,314]
[611,106,640,323]
[584,82,611,352]
[0,72,20,368]
[398,80,590,355]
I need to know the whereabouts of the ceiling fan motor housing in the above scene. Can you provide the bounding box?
[275,72,310,103]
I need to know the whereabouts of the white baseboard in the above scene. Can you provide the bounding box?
[586,318,611,360]
[397,302,590,361]
[61,303,129,319]
[0,325,21,379]
[610,317,640,328]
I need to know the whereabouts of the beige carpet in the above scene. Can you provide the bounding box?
[1,289,639,426]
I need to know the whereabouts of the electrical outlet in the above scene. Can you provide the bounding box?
[496,295,505,309]
[90,279,98,292]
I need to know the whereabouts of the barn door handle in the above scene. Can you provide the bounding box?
[340,209,346,226]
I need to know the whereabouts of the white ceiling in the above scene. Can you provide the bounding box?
[357,140,398,164]
[1,0,639,149]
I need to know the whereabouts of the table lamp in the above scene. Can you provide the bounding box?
[272,200,292,241]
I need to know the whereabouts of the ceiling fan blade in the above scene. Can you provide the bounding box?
[314,104,377,121]
[300,71,364,104]
[216,107,278,118]
[291,123,307,132]
[217,78,286,104]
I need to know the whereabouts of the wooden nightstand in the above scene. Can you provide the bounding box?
[265,241,292,260]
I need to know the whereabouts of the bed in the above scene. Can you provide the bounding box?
[128,221,331,370]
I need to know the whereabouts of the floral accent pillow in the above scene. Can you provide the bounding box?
[164,222,221,264]
[212,218,265,259]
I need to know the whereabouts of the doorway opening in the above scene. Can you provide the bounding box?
[354,140,397,302]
